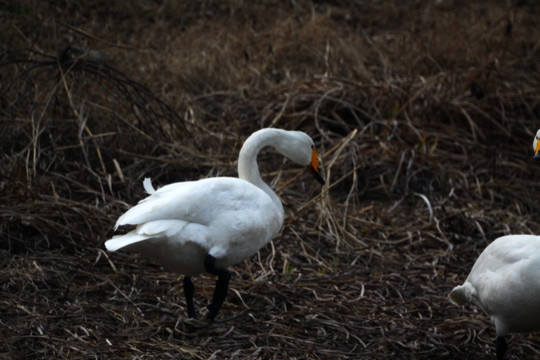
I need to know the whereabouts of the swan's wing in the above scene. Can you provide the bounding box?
[115,177,273,229]
[105,231,147,252]
[107,219,208,251]
[468,235,540,277]
[105,219,209,275]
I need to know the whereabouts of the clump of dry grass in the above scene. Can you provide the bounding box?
[2,0,540,359]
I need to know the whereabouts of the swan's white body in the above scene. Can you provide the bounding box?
[105,128,323,320]
[106,176,283,276]
[449,235,540,336]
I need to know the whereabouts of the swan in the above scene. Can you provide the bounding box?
[105,128,325,321]
[449,235,540,359]
[449,131,540,359]
[448,130,540,360]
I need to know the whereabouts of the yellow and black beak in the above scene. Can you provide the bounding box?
[535,138,540,161]
[307,148,325,185]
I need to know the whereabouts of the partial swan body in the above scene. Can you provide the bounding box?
[105,128,324,321]
[533,128,540,160]
[449,129,540,360]
[449,235,540,359]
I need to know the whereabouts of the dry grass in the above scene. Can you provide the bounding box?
[2,0,540,359]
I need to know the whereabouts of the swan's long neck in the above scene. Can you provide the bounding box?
[238,129,284,214]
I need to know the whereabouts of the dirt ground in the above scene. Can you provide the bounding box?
[2,1,540,359]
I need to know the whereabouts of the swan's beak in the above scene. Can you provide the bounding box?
[307,148,325,185]
[534,139,540,161]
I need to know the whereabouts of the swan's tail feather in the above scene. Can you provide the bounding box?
[113,178,157,230]
[105,232,149,252]
[449,282,475,306]
[143,177,155,194]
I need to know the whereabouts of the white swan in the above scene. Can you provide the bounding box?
[449,131,540,359]
[449,235,540,359]
[105,128,325,321]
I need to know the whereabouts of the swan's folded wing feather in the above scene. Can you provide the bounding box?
[115,180,198,229]
[105,232,149,252]
[115,177,272,229]
[107,220,208,251]
[138,219,190,238]
[106,220,209,275]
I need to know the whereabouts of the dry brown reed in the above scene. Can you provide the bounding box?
[2,0,540,359]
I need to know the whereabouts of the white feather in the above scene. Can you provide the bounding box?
[143,177,155,194]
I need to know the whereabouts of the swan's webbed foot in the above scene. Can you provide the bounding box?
[204,254,231,321]
[496,336,508,360]
[183,276,197,319]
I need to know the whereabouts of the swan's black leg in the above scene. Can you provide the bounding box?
[204,254,231,321]
[183,276,197,319]
[496,336,508,360]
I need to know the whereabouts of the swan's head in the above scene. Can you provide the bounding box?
[274,131,325,185]
[534,129,540,161]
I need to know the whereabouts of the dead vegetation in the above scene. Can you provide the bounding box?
[1,0,540,359]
